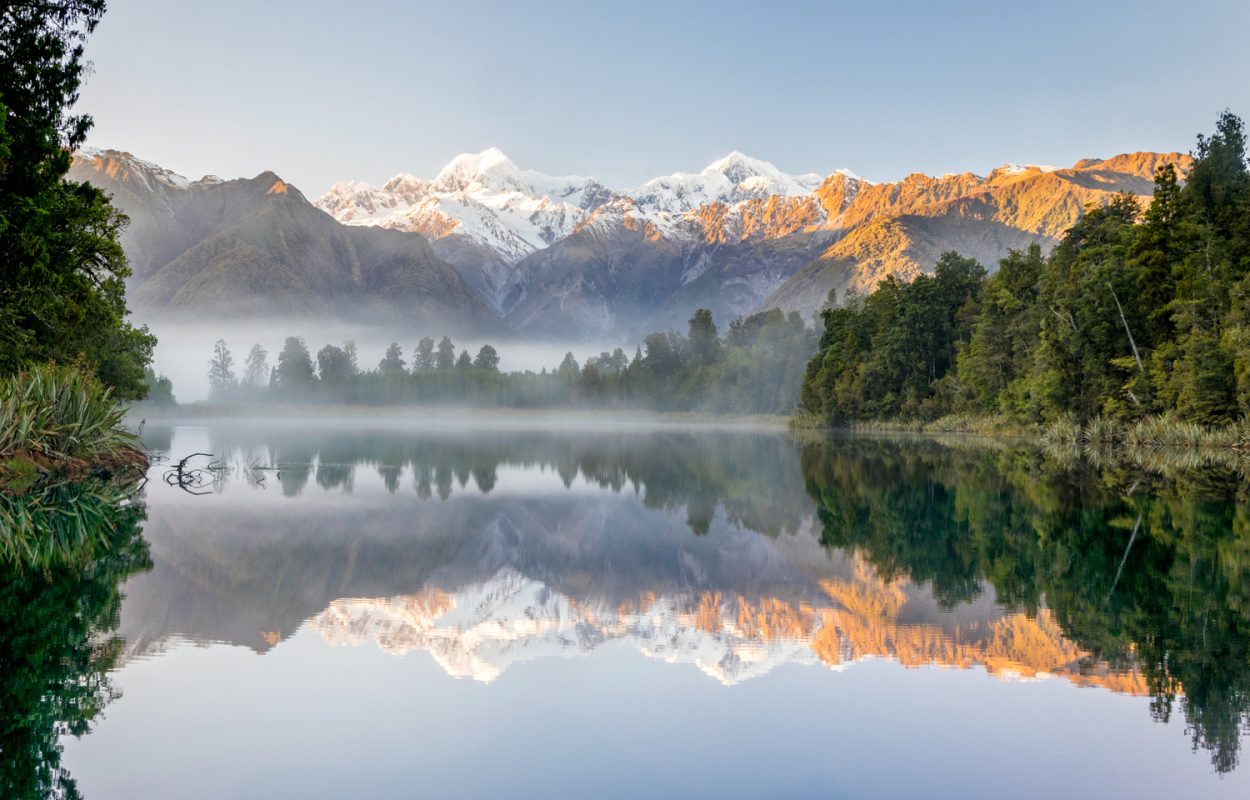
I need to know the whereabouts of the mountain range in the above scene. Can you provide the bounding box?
[71,146,1191,340]
[69,149,505,337]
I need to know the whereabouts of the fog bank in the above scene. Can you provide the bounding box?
[145,320,628,402]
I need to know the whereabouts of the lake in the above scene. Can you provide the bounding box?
[8,418,1250,799]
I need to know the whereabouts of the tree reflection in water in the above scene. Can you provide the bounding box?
[800,435,1250,773]
[0,484,150,800]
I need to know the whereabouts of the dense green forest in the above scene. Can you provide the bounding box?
[802,112,1250,428]
[0,1,154,400]
[203,308,816,414]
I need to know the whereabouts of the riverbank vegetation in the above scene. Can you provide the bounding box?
[202,308,816,415]
[0,365,147,491]
[801,112,1250,445]
[0,3,160,491]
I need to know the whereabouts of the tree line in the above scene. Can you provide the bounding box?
[206,308,816,414]
[802,111,1250,428]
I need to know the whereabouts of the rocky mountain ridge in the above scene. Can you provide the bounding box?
[73,145,1191,340]
[69,149,505,336]
[317,147,1190,336]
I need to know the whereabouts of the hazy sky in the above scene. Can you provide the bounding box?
[77,0,1249,194]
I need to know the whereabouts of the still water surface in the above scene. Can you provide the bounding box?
[14,420,1250,798]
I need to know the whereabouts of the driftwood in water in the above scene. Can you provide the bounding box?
[163,452,220,495]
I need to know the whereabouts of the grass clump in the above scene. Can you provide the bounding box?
[1038,413,1250,452]
[796,413,1037,437]
[0,364,147,487]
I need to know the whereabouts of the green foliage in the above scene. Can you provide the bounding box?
[802,252,985,422]
[0,1,155,399]
[0,364,141,467]
[316,342,357,384]
[802,112,1250,429]
[556,351,580,382]
[473,345,500,372]
[140,367,175,406]
[953,245,1045,415]
[687,308,721,367]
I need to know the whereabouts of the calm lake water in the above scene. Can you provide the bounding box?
[8,419,1250,798]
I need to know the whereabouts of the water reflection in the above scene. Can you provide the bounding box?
[193,423,813,536]
[801,435,1250,773]
[9,422,1250,798]
[121,424,1250,774]
[0,485,150,800]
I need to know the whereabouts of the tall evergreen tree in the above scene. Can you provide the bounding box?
[434,336,456,370]
[687,308,721,367]
[1130,164,1191,345]
[242,344,268,387]
[276,336,314,391]
[556,352,580,381]
[0,1,155,398]
[413,337,435,373]
[378,342,406,376]
[474,345,500,372]
[206,339,236,397]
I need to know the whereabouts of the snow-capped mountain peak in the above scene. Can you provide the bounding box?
[430,147,521,194]
[75,147,194,191]
[313,149,861,272]
[314,148,611,266]
[596,153,837,246]
[425,147,597,203]
[989,162,1058,179]
[706,150,820,191]
[631,152,828,220]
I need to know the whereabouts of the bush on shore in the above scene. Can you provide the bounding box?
[0,364,147,489]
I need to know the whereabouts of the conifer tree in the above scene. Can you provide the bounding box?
[0,1,155,398]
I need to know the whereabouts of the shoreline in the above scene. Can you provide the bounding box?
[129,403,794,431]
[0,447,149,493]
[789,411,1250,452]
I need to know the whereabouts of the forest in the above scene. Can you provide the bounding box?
[202,308,816,415]
[801,111,1250,430]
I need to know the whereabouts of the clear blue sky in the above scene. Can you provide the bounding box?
[77,0,1249,193]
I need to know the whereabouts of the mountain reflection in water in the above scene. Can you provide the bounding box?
[9,420,1250,799]
[126,423,1250,773]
